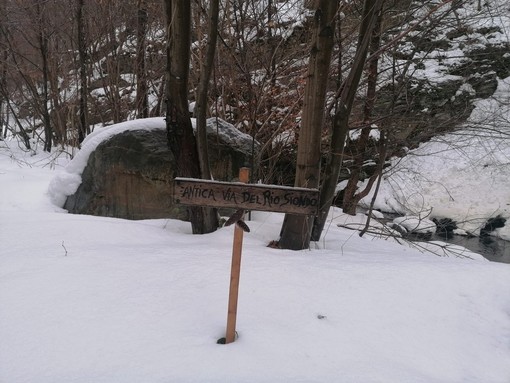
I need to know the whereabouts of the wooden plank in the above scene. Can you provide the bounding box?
[174,178,319,215]
[224,168,249,344]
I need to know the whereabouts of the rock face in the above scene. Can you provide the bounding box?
[204,118,258,182]
[64,118,258,220]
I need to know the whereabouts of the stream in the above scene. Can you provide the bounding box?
[434,234,510,264]
[366,210,510,264]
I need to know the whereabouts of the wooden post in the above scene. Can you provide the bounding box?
[173,170,319,345]
[225,167,249,344]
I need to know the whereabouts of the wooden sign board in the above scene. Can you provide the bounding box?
[174,178,319,215]
[174,170,319,345]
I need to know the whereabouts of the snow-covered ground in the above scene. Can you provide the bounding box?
[1,139,510,382]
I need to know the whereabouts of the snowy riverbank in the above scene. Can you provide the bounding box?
[361,76,510,241]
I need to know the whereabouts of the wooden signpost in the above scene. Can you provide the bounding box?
[173,168,319,344]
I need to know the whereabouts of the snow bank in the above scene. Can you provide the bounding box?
[362,77,510,238]
[394,216,437,234]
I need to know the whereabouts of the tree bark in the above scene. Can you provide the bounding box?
[77,0,89,144]
[164,0,208,234]
[341,9,383,215]
[359,131,387,237]
[0,22,30,148]
[105,3,122,124]
[136,0,149,119]
[36,0,53,152]
[195,0,220,233]
[311,0,384,240]
[278,0,338,250]
[0,6,6,140]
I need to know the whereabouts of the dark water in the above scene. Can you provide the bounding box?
[369,210,510,264]
[436,234,510,264]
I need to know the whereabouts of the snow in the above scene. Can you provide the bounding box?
[2,141,510,382]
[348,126,380,141]
[361,76,510,238]
[393,216,437,234]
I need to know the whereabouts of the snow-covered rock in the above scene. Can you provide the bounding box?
[393,216,437,234]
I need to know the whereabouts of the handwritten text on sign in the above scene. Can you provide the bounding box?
[174,178,319,215]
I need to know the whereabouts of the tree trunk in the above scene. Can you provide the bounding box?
[0,17,35,149]
[0,8,6,140]
[278,0,338,250]
[0,16,30,148]
[267,0,277,86]
[311,0,384,240]
[136,0,149,119]
[195,0,220,233]
[105,4,122,124]
[164,0,208,234]
[36,0,53,152]
[359,131,387,237]
[77,0,89,144]
[341,8,383,216]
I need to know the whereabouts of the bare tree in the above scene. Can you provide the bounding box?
[136,0,149,119]
[194,0,221,233]
[0,6,30,148]
[35,0,53,151]
[278,0,339,250]
[164,0,210,234]
[310,0,384,241]
[77,0,90,144]
[208,1,309,185]
[336,4,384,216]
[0,1,7,141]
[104,2,123,124]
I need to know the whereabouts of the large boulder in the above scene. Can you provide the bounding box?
[64,118,258,220]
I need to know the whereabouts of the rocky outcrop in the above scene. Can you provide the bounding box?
[64,118,259,220]
[480,216,506,237]
[376,16,510,151]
